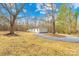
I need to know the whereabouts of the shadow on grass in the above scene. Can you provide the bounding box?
[3,33,19,37]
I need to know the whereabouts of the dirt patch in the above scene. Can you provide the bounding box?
[46,34,66,38]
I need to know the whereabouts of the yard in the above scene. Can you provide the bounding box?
[0,31,79,56]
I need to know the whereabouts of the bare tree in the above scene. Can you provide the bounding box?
[49,4,56,34]
[0,3,25,35]
[44,3,56,34]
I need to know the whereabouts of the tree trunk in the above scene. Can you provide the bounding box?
[9,17,16,35]
[75,18,78,33]
[52,15,56,34]
[10,23,15,34]
[52,21,55,34]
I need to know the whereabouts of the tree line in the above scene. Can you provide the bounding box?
[0,3,79,36]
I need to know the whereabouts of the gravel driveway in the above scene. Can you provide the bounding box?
[35,33,79,43]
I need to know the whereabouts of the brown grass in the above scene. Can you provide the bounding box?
[0,31,79,56]
[73,32,79,37]
[46,33,66,37]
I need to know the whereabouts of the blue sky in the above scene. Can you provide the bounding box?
[24,3,45,17]
[23,3,79,20]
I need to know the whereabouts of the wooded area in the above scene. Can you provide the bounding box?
[0,3,79,35]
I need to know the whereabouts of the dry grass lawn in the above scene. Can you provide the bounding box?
[0,31,79,56]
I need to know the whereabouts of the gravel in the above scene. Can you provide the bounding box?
[35,33,79,43]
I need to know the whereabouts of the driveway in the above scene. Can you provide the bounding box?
[35,33,79,43]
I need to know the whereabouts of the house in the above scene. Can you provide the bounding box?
[27,28,48,33]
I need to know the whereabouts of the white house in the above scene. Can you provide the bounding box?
[27,28,48,33]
